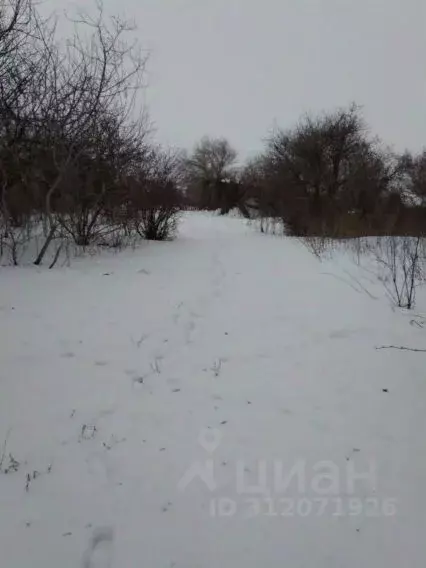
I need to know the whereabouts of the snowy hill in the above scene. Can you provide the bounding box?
[1,212,425,567]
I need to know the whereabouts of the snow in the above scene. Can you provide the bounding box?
[1,212,425,567]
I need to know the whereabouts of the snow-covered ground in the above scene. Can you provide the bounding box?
[1,212,425,567]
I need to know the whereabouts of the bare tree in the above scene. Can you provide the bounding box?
[257,104,403,237]
[0,0,154,265]
[31,2,148,262]
[184,137,237,210]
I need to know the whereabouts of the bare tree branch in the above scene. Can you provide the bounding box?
[375,345,426,353]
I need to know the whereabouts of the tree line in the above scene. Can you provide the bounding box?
[1,0,426,267]
[184,107,426,239]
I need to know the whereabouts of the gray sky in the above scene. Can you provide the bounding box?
[52,0,426,158]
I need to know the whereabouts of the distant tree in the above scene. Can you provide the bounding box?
[184,137,237,211]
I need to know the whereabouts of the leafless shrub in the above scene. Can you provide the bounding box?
[0,429,21,474]
[125,148,183,241]
[373,236,425,309]
[137,202,180,241]
[300,235,336,259]
[343,237,373,265]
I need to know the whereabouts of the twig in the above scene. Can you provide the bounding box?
[0,428,11,470]
[49,242,63,269]
[150,357,161,374]
[375,345,426,353]
[212,358,223,377]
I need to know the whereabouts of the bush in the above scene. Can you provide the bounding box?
[0,1,183,265]
[374,236,425,309]
[124,149,183,241]
[251,105,409,239]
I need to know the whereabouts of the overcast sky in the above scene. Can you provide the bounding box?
[51,0,426,159]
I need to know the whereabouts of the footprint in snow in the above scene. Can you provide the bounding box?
[82,527,114,568]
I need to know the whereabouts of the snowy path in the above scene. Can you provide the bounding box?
[1,213,426,567]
